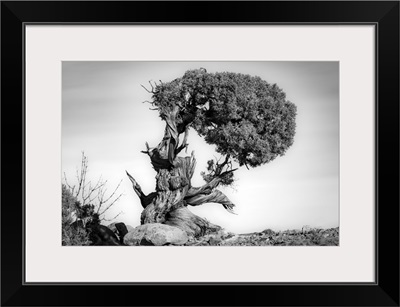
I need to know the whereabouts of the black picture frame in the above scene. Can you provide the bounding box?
[1,1,399,306]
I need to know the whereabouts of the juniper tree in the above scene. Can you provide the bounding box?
[126,68,297,237]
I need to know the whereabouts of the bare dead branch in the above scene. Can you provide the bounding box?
[215,154,231,176]
[185,189,237,214]
[149,80,156,91]
[222,203,237,215]
[141,142,152,156]
[98,192,124,216]
[126,170,156,208]
[141,84,153,93]
[101,211,124,222]
[101,179,123,205]
[74,152,89,201]
[84,179,107,205]
[96,186,108,213]
[64,152,124,221]
[126,171,144,199]
[63,172,75,195]
[220,168,238,176]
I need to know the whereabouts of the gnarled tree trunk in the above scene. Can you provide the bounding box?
[126,105,235,238]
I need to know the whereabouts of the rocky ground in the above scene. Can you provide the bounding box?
[108,222,339,246]
[184,227,340,246]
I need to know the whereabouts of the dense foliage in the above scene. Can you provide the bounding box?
[150,69,297,168]
[78,203,100,226]
[61,184,91,246]
[62,184,103,245]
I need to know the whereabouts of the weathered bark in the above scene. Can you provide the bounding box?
[126,171,156,208]
[127,101,236,237]
[185,177,236,214]
[185,189,236,214]
[139,154,195,224]
[164,207,221,237]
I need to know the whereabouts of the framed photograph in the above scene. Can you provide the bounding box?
[1,1,399,306]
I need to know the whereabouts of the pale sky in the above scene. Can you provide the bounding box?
[62,61,339,233]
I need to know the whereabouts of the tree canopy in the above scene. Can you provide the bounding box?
[148,69,297,169]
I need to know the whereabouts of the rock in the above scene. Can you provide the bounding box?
[87,224,121,246]
[123,223,188,246]
[223,234,239,243]
[217,229,235,239]
[302,225,312,234]
[208,235,222,245]
[107,222,121,234]
[108,222,135,236]
[125,224,135,232]
[262,229,275,236]
[115,223,129,240]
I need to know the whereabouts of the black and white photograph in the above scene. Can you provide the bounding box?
[3,0,399,304]
[62,61,339,247]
